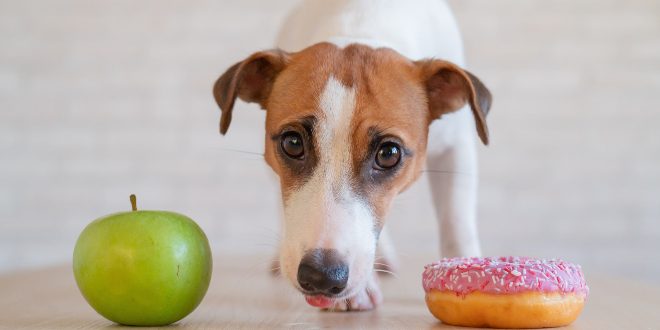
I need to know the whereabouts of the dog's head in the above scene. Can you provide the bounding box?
[213,43,490,303]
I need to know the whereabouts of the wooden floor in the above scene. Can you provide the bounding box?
[1,255,659,329]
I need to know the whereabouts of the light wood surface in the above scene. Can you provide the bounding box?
[1,255,658,329]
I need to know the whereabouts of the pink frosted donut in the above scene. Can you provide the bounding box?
[422,257,588,328]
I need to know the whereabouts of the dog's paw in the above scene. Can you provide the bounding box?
[324,275,382,312]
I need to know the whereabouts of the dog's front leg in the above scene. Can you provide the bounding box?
[427,114,482,257]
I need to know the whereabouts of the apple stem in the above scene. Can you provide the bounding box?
[130,194,137,211]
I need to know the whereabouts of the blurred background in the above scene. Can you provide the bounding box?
[1,0,658,283]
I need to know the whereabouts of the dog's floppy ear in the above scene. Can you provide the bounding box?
[417,60,492,145]
[213,49,290,135]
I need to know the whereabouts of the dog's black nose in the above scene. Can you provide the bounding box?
[297,249,348,296]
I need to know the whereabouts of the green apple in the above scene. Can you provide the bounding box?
[73,195,212,326]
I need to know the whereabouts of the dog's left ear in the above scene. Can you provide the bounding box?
[417,60,492,145]
[213,49,290,135]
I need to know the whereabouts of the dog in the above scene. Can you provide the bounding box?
[212,0,491,311]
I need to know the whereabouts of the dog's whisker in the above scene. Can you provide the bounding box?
[374,268,399,278]
[217,148,265,157]
[419,169,475,176]
[251,257,277,266]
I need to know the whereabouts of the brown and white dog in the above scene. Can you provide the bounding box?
[213,0,491,311]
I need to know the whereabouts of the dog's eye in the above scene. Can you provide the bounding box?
[375,142,401,169]
[281,132,304,159]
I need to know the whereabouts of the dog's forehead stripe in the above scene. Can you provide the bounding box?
[317,76,356,198]
[318,76,356,126]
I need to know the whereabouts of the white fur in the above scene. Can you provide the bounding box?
[280,76,377,298]
[277,0,465,65]
[275,0,482,309]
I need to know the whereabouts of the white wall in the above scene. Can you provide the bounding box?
[1,0,658,283]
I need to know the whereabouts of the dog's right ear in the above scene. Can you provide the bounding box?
[213,49,290,135]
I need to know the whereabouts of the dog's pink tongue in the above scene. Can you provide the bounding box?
[305,295,334,308]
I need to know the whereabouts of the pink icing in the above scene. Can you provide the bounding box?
[422,256,589,297]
